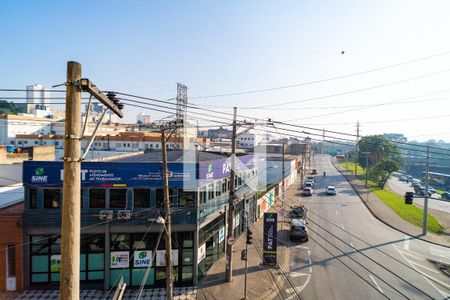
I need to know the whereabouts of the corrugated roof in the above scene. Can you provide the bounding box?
[111,150,229,163]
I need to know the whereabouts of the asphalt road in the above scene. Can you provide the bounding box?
[276,154,450,300]
[388,177,450,213]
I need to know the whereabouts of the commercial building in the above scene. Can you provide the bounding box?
[0,163,25,292]
[21,150,261,290]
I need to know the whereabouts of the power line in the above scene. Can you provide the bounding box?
[189,49,450,100]
[283,87,450,122]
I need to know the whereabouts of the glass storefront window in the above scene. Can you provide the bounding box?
[110,189,127,208]
[43,189,60,208]
[156,189,173,208]
[207,184,214,201]
[31,235,105,285]
[199,188,206,205]
[111,234,130,250]
[178,190,195,207]
[89,189,106,208]
[29,188,37,209]
[134,188,150,207]
[182,266,193,283]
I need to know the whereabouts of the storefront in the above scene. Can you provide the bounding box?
[22,151,257,290]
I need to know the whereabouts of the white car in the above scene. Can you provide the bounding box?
[326,186,337,195]
[303,187,313,196]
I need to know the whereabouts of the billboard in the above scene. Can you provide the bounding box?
[198,155,255,180]
[263,212,277,266]
[23,161,196,187]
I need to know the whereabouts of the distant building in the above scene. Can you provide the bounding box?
[14,132,211,159]
[83,103,118,124]
[0,114,54,145]
[136,113,151,125]
[206,127,232,139]
[26,85,50,114]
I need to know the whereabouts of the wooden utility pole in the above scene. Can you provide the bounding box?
[161,128,174,300]
[225,107,237,282]
[60,61,82,299]
[281,143,285,226]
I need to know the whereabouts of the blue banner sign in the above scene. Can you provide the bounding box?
[198,155,255,180]
[23,161,196,187]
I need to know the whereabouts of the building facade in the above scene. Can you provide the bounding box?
[21,151,258,290]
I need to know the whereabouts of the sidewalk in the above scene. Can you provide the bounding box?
[332,158,450,247]
[196,178,303,300]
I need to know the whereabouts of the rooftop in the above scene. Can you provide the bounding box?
[111,150,231,163]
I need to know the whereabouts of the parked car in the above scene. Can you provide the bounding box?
[399,175,408,181]
[289,218,308,242]
[441,192,450,201]
[326,186,337,195]
[311,169,318,175]
[306,176,315,183]
[428,187,436,194]
[302,187,313,196]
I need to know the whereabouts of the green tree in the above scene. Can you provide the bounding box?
[0,100,26,114]
[358,135,403,188]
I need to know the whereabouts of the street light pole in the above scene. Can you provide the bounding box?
[422,146,430,235]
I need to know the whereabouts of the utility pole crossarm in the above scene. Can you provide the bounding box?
[79,79,124,118]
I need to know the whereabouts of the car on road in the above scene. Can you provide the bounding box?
[289,218,308,242]
[428,187,436,194]
[302,187,313,196]
[311,169,317,175]
[399,175,408,181]
[305,180,315,188]
[416,188,432,197]
[306,176,315,183]
[290,205,307,219]
[326,186,337,195]
[411,178,421,186]
[442,192,450,201]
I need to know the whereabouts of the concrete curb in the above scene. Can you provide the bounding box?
[331,158,450,249]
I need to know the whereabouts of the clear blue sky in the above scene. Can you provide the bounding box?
[1,0,450,142]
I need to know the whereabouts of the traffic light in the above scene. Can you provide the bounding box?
[241,249,247,261]
[405,192,414,205]
[246,228,253,245]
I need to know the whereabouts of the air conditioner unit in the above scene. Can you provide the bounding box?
[99,210,114,221]
[118,210,131,220]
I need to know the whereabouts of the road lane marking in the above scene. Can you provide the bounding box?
[335,210,338,216]
[369,275,384,294]
[395,246,450,297]
[285,288,296,294]
[403,236,410,250]
[394,246,425,260]
[350,242,357,252]
[289,271,309,278]
[409,261,441,274]
[341,223,345,230]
